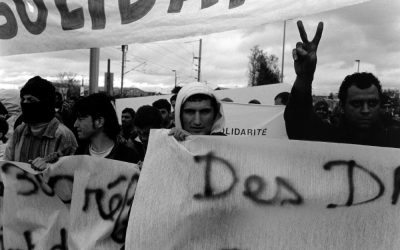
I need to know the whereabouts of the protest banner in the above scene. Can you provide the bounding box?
[0,156,139,250]
[1,0,370,55]
[126,130,400,250]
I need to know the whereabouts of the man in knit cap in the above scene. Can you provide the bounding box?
[4,76,78,163]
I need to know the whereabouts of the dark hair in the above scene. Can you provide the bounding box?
[152,99,171,113]
[183,94,219,118]
[73,93,120,141]
[274,92,290,105]
[0,117,8,142]
[249,99,261,104]
[122,108,135,118]
[221,97,233,102]
[20,76,56,107]
[170,94,177,103]
[338,72,383,104]
[134,105,162,129]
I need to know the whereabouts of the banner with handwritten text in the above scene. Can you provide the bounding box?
[0,156,139,250]
[126,130,400,250]
[0,0,370,55]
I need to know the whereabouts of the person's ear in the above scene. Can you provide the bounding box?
[94,117,105,129]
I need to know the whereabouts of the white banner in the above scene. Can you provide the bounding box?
[0,0,370,55]
[126,130,400,250]
[116,84,289,138]
[0,156,140,250]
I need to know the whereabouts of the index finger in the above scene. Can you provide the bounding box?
[311,22,324,46]
[297,21,309,43]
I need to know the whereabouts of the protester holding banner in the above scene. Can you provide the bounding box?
[284,21,400,148]
[169,82,225,140]
[4,76,78,163]
[73,93,141,163]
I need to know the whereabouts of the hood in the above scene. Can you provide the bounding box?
[174,82,225,134]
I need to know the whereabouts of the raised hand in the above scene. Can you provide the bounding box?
[293,21,323,78]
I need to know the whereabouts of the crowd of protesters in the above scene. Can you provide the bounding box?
[1,19,400,246]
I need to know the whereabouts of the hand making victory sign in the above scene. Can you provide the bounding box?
[293,21,324,78]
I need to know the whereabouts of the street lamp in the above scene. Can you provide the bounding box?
[355,59,360,72]
[172,70,177,88]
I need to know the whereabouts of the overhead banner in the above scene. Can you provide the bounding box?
[0,156,140,250]
[0,0,370,55]
[126,130,400,250]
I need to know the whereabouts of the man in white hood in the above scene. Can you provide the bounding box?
[169,82,225,140]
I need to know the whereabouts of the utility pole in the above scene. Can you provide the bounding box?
[355,59,360,72]
[89,48,99,94]
[281,20,287,83]
[172,70,177,88]
[120,45,128,96]
[193,39,202,82]
[105,59,114,96]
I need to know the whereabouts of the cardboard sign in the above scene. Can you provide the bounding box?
[126,130,400,250]
[1,0,369,55]
[0,156,139,250]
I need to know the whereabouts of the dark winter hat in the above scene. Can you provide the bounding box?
[20,76,56,107]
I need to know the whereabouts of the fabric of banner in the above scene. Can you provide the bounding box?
[0,156,140,250]
[126,130,400,250]
[0,0,370,55]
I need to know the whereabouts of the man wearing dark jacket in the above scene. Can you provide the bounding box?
[284,21,400,148]
[73,93,141,163]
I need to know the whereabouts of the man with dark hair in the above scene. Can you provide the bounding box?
[152,99,173,128]
[169,82,225,140]
[313,100,330,124]
[274,92,290,105]
[120,107,136,140]
[4,76,78,162]
[284,21,400,148]
[134,105,162,159]
[73,93,140,163]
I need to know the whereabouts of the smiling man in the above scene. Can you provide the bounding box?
[169,82,225,140]
[284,21,400,148]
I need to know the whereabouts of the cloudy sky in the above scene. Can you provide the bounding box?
[0,0,399,95]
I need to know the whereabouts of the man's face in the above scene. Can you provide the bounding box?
[74,115,96,140]
[21,94,40,104]
[314,103,329,120]
[274,97,283,105]
[343,85,381,130]
[121,112,133,128]
[181,99,216,135]
[158,108,170,124]
[136,126,151,146]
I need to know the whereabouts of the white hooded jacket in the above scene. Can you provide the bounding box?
[174,82,225,135]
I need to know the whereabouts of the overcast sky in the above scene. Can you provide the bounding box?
[0,0,399,95]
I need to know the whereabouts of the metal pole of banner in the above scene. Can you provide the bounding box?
[281,20,287,83]
[89,48,100,94]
